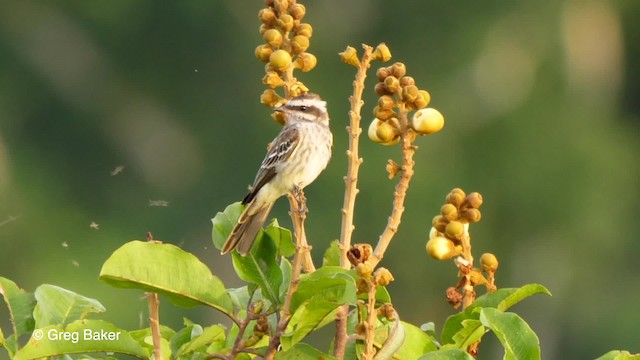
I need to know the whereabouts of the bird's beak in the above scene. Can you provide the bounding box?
[273,106,285,112]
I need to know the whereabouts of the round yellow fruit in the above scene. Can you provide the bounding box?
[411,108,444,135]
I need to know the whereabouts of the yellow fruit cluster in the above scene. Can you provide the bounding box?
[257,0,316,119]
[426,188,483,260]
[368,61,444,145]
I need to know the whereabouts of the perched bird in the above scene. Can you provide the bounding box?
[222,93,333,255]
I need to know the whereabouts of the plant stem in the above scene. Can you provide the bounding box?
[363,281,378,360]
[265,193,307,360]
[146,292,163,360]
[369,106,417,268]
[335,44,374,360]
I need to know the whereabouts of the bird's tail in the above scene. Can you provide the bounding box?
[221,200,274,256]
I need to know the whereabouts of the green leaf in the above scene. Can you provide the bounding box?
[451,319,484,349]
[441,284,550,344]
[291,267,356,313]
[211,202,245,250]
[394,321,438,359]
[275,342,337,360]
[479,308,541,360]
[596,350,640,360]
[282,273,357,350]
[99,241,233,316]
[176,325,225,356]
[418,348,476,360]
[227,287,251,310]
[280,257,292,301]
[33,285,105,328]
[231,230,283,306]
[264,219,295,257]
[128,325,175,358]
[0,277,36,355]
[13,320,148,359]
[322,240,341,267]
[496,284,551,312]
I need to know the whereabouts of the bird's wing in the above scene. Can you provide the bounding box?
[242,124,300,204]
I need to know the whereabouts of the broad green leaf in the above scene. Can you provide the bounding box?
[0,326,4,346]
[128,325,175,358]
[232,230,283,306]
[281,299,340,350]
[211,202,245,250]
[227,287,251,310]
[418,348,476,360]
[282,273,356,350]
[496,284,551,312]
[394,321,438,359]
[168,325,194,355]
[100,241,233,316]
[264,219,295,257]
[596,350,640,360]
[0,277,36,355]
[472,284,551,311]
[280,258,292,301]
[275,342,337,360]
[13,320,148,359]
[441,284,550,344]
[322,240,341,267]
[291,270,356,313]
[451,319,484,349]
[33,285,105,328]
[176,325,225,356]
[479,308,541,360]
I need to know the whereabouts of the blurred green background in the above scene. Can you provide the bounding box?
[1,1,639,359]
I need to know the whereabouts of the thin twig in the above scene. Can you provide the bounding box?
[228,292,258,358]
[335,44,374,360]
[146,292,163,360]
[340,44,373,266]
[369,105,417,268]
[363,281,378,359]
[264,193,307,360]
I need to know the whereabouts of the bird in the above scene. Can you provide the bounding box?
[222,92,333,256]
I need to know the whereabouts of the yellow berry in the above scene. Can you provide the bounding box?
[426,236,460,260]
[255,44,273,63]
[383,76,400,94]
[339,46,359,67]
[261,89,282,108]
[444,220,464,240]
[376,121,399,143]
[378,95,395,109]
[399,76,415,87]
[440,204,458,221]
[480,253,499,272]
[464,192,484,209]
[277,14,294,32]
[262,28,283,48]
[294,52,316,72]
[432,215,448,233]
[269,49,292,71]
[402,85,420,103]
[460,208,482,223]
[390,62,406,78]
[411,108,444,135]
[294,23,312,37]
[373,106,397,121]
[258,8,277,25]
[447,188,466,207]
[376,67,392,81]
[372,43,392,62]
[289,3,306,20]
[291,35,310,54]
[368,119,384,143]
[374,82,392,96]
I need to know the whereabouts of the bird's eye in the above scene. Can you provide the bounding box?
[299,105,307,111]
